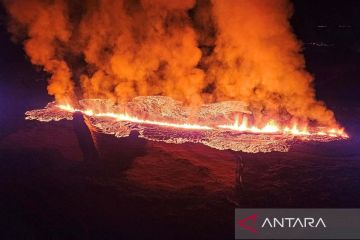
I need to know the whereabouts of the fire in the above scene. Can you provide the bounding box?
[24,98,350,153]
[218,116,348,138]
[58,104,76,112]
[58,104,213,130]
[283,125,310,136]
[57,104,348,139]
[218,116,280,134]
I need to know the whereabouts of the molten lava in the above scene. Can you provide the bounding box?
[218,116,347,138]
[58,104,214,130]
[58,104,347,138]
[25,97,348,153]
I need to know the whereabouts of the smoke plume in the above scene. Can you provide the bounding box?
[4,0,337,126]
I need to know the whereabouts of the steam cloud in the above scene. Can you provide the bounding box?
[4,0,337,126]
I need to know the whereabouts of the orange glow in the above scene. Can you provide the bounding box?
[58,104,213,130]
[218,116,280,134]
[57,104,348,138]
[5,0,340,128]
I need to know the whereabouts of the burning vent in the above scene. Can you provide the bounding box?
[25,97,348,153]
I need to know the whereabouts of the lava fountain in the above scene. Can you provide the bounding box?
[25,97,348,153]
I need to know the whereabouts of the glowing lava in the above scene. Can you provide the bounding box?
[58,104,214,130]
[24,98,349,153]
[218,115,347,138]
[57,103,348,138]
[218,116,281,134]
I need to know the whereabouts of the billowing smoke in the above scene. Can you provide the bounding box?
[206,0,335,125]
[4,0,75,103]
[3,0,337,126]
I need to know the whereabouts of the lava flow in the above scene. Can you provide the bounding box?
[58,103,347,138]
[25,97,348,153]
[57,104,214,130]
[218,116,347,138]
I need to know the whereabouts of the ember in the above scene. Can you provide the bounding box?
[25,97,348,153]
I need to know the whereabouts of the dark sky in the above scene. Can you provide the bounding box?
[291,0,360,105]
[0,0,360,106]
[292,0,360,47]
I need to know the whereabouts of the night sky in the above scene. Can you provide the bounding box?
[291,0,360,105]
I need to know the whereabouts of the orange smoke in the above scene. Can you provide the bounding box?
[4,0,338,127]
[76,0,205,105]
[207,0,336,126]
[4,0,75,104]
